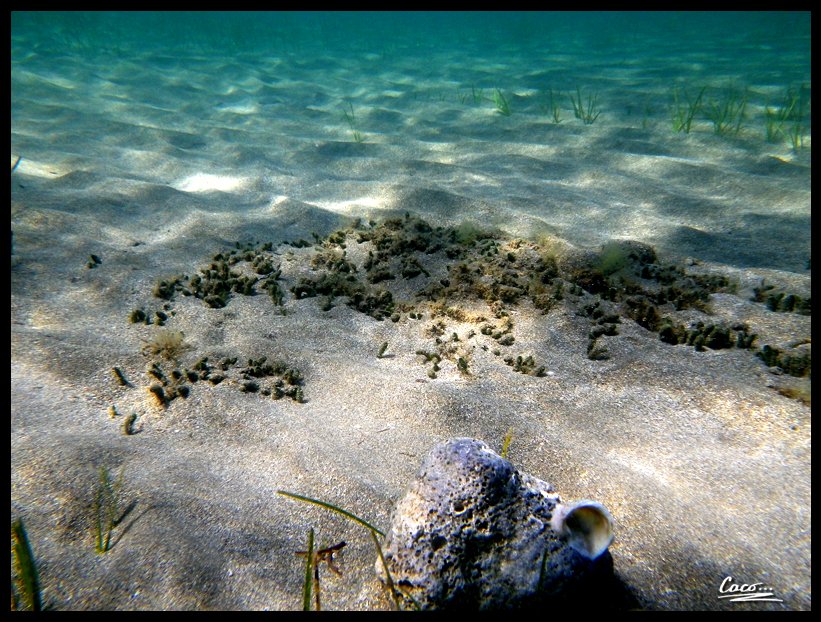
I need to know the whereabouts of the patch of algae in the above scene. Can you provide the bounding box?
[136,212,809,402]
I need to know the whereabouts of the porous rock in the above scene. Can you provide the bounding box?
[376,438,614,610]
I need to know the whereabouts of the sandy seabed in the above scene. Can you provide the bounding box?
[11,24,810,611]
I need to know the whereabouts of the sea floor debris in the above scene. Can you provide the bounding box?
[132,213,808,402]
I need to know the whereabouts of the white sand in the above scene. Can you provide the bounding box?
[11,29,810,611]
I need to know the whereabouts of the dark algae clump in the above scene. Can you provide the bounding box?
[137,213,808,393]
[752,281,811,315]
[757,343,811,378]
[126,352,307,413]
[239,356,305,402]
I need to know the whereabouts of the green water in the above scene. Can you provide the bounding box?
[11,11,812,271]
[11,12,810,83]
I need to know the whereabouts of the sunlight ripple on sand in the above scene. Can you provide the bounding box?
[173,172,248,193]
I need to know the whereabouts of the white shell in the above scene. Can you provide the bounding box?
[550,499,614,559]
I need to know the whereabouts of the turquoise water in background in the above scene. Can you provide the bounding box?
[11,11,810,86]
[11,11,812,271]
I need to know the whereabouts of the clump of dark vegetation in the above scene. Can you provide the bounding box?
[503,354,547,376]
[239,356,305,402]
[580,300,620,361]
[148,243,286,310]
[417,234,560,311]
[569,240,733,313]
[752,281,811,315]
[191,259,257,308]
[129,305,174,326]
[146,360,191,408]
[292,272,395,321]
[153,275,185,301]
[456,356,470,375]
[583,300,621,332]
[658,320,755,352]
[586,336,611,361]
[623,296,661,331]
[477,313,516,348]
[756,342,811,378]
[136,213,808,391]
[555,240,773,365]
[139,350,306,407]
[416,349,443,379]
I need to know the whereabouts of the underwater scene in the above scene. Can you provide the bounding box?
[10,11,810,611]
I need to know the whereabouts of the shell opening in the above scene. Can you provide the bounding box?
[551,500,614,559]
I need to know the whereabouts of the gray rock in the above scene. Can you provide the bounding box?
[376,438,615,610]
